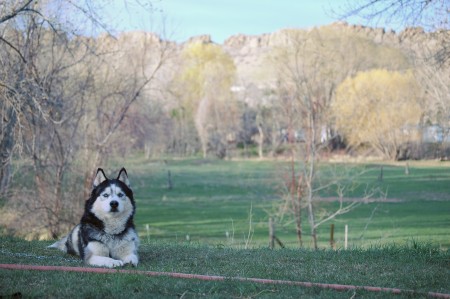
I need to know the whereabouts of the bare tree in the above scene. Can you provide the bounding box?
[0,1,96,237]
[231,81,279,159]
[415,52,450,157]
[338,0,450,64]
[77,31,171,191]
[0,0,41,196]
[339,0,449,28]
[0,0,171,238]
[0,0,115,197]
[269,28,384,249]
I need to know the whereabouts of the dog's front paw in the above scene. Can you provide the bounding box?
[123,254,139,266]
[89,256,124,268]
[108,259,124,268]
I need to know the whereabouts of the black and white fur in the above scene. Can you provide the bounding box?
[49,168,139,268]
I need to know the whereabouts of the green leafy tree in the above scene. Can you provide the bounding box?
[332,69,423,160]
[175,42,238,158]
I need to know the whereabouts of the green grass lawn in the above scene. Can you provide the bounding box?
[0,236,448,298]
[1,158,449,298]
[124,158,450,249]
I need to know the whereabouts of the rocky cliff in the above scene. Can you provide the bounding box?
[220,22,448,81]
[98,22,449,99]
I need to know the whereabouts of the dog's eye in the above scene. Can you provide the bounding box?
[117,193,124,198]
[102,193,109,198]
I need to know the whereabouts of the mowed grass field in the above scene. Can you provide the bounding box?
[125,158,450,249]
[1,158,449,298]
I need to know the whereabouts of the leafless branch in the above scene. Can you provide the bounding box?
[0,0,35,24]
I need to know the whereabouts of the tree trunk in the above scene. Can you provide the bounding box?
[0,106,17,196]
[257,124,264,159]
[306,107,318,250]
[195,97,209,159]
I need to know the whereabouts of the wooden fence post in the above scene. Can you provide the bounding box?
[145,224,150,243]
[268,217,285,249]
[330,224,335,249]
[167,170,173,190]
[344,224,348,250]
[378,166,384,181]
[269,217,275,249]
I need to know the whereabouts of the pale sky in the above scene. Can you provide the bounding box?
[106,0,372,43]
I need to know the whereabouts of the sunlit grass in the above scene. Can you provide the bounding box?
[122,157,450,249]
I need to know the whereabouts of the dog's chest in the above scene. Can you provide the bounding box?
[84,222,137,248]
[100,228,137,247]
[102,216,130,235]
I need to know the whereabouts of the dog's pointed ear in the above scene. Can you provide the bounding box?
[117,167,130,187]
[93,168,108,188]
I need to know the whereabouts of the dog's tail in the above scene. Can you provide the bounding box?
[48,236,68,251]
[47,224,80,256]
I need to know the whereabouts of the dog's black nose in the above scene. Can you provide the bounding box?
[110,201,119,209]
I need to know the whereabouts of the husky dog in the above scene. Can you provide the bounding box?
[49,168,139,268]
